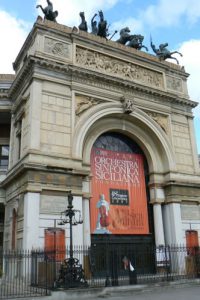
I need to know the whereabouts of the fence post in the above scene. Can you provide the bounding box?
[105,239,111,287]
[110,248,118,286]
[165,246,170,281]
[45,252,48,296]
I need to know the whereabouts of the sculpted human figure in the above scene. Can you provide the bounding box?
[91,13,98,35]
[121,96,135,114]
[36,0,58,22]
[78,12,88,32]
[97,10,108,38]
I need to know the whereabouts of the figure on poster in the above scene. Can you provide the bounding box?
[95,194,111,233]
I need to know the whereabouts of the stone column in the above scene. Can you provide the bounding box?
[153,203,165,246]
[163,202,185,274]
[82,197,91,246]
[163,202,183,245]
[72,195,84,247]
[23,192,40,250]
[82,177,91,246]
[150,186,165,246]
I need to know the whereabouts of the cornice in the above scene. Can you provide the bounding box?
[1,160,89,189]
[163,181,200,189]
[9,55,71,99]
[8,55,197,110]
[70,66,197,108]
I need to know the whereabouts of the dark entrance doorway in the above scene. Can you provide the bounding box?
[90,132,155,280]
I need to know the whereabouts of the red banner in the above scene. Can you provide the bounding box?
[90,148,149,235]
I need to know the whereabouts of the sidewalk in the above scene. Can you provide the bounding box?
[10,278,200,300]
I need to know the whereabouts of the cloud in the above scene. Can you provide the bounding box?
[111,18,144,37]
[35,0,121,28]
[178,40,200,116]
[140,0,200,28]
[0,0,122,74]
[0,10,30,73]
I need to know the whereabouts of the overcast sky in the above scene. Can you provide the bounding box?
[0,0,199,152]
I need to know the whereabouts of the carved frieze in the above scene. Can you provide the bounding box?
[75,95,104,116]
[44,37,71,58]
[166,75,183,92]
[76,47,164,89]
[146,111,169,134]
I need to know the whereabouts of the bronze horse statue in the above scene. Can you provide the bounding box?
[116,27,148,51]
[150,38,182,64]
[36,0,58,22]
[128,34,148,51]
[116,27,131,44]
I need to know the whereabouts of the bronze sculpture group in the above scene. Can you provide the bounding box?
[78,10,110,39]
[36,0,183,64]
[116,27,148,52]
[36,0,58,22]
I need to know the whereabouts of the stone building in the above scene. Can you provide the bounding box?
[0,17,200,251]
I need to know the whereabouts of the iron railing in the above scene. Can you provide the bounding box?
[0,245,200,298]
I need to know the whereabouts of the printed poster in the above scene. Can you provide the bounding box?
[90,148,149,235]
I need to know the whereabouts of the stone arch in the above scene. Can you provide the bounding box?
[72,102,176,175]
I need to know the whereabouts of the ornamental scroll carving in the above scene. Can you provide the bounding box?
[146,111,169,135]
[166,75,183,92]
[44,37,71,58]
[76,47,164,89]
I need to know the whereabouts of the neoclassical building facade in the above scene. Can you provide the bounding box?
[0,17,200,251]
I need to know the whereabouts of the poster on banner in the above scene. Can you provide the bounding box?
[90,147,149,235]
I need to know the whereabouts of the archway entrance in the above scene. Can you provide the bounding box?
[89,132,155,277]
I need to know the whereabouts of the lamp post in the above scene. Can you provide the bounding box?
[57,191,88,288]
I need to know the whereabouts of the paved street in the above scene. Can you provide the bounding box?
[87,285,200,300]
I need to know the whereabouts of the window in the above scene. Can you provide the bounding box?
[0,145,9,169]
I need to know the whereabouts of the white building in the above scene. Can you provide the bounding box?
[0,17,200,253]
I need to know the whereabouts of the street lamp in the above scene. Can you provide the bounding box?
[57,191,88,288]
